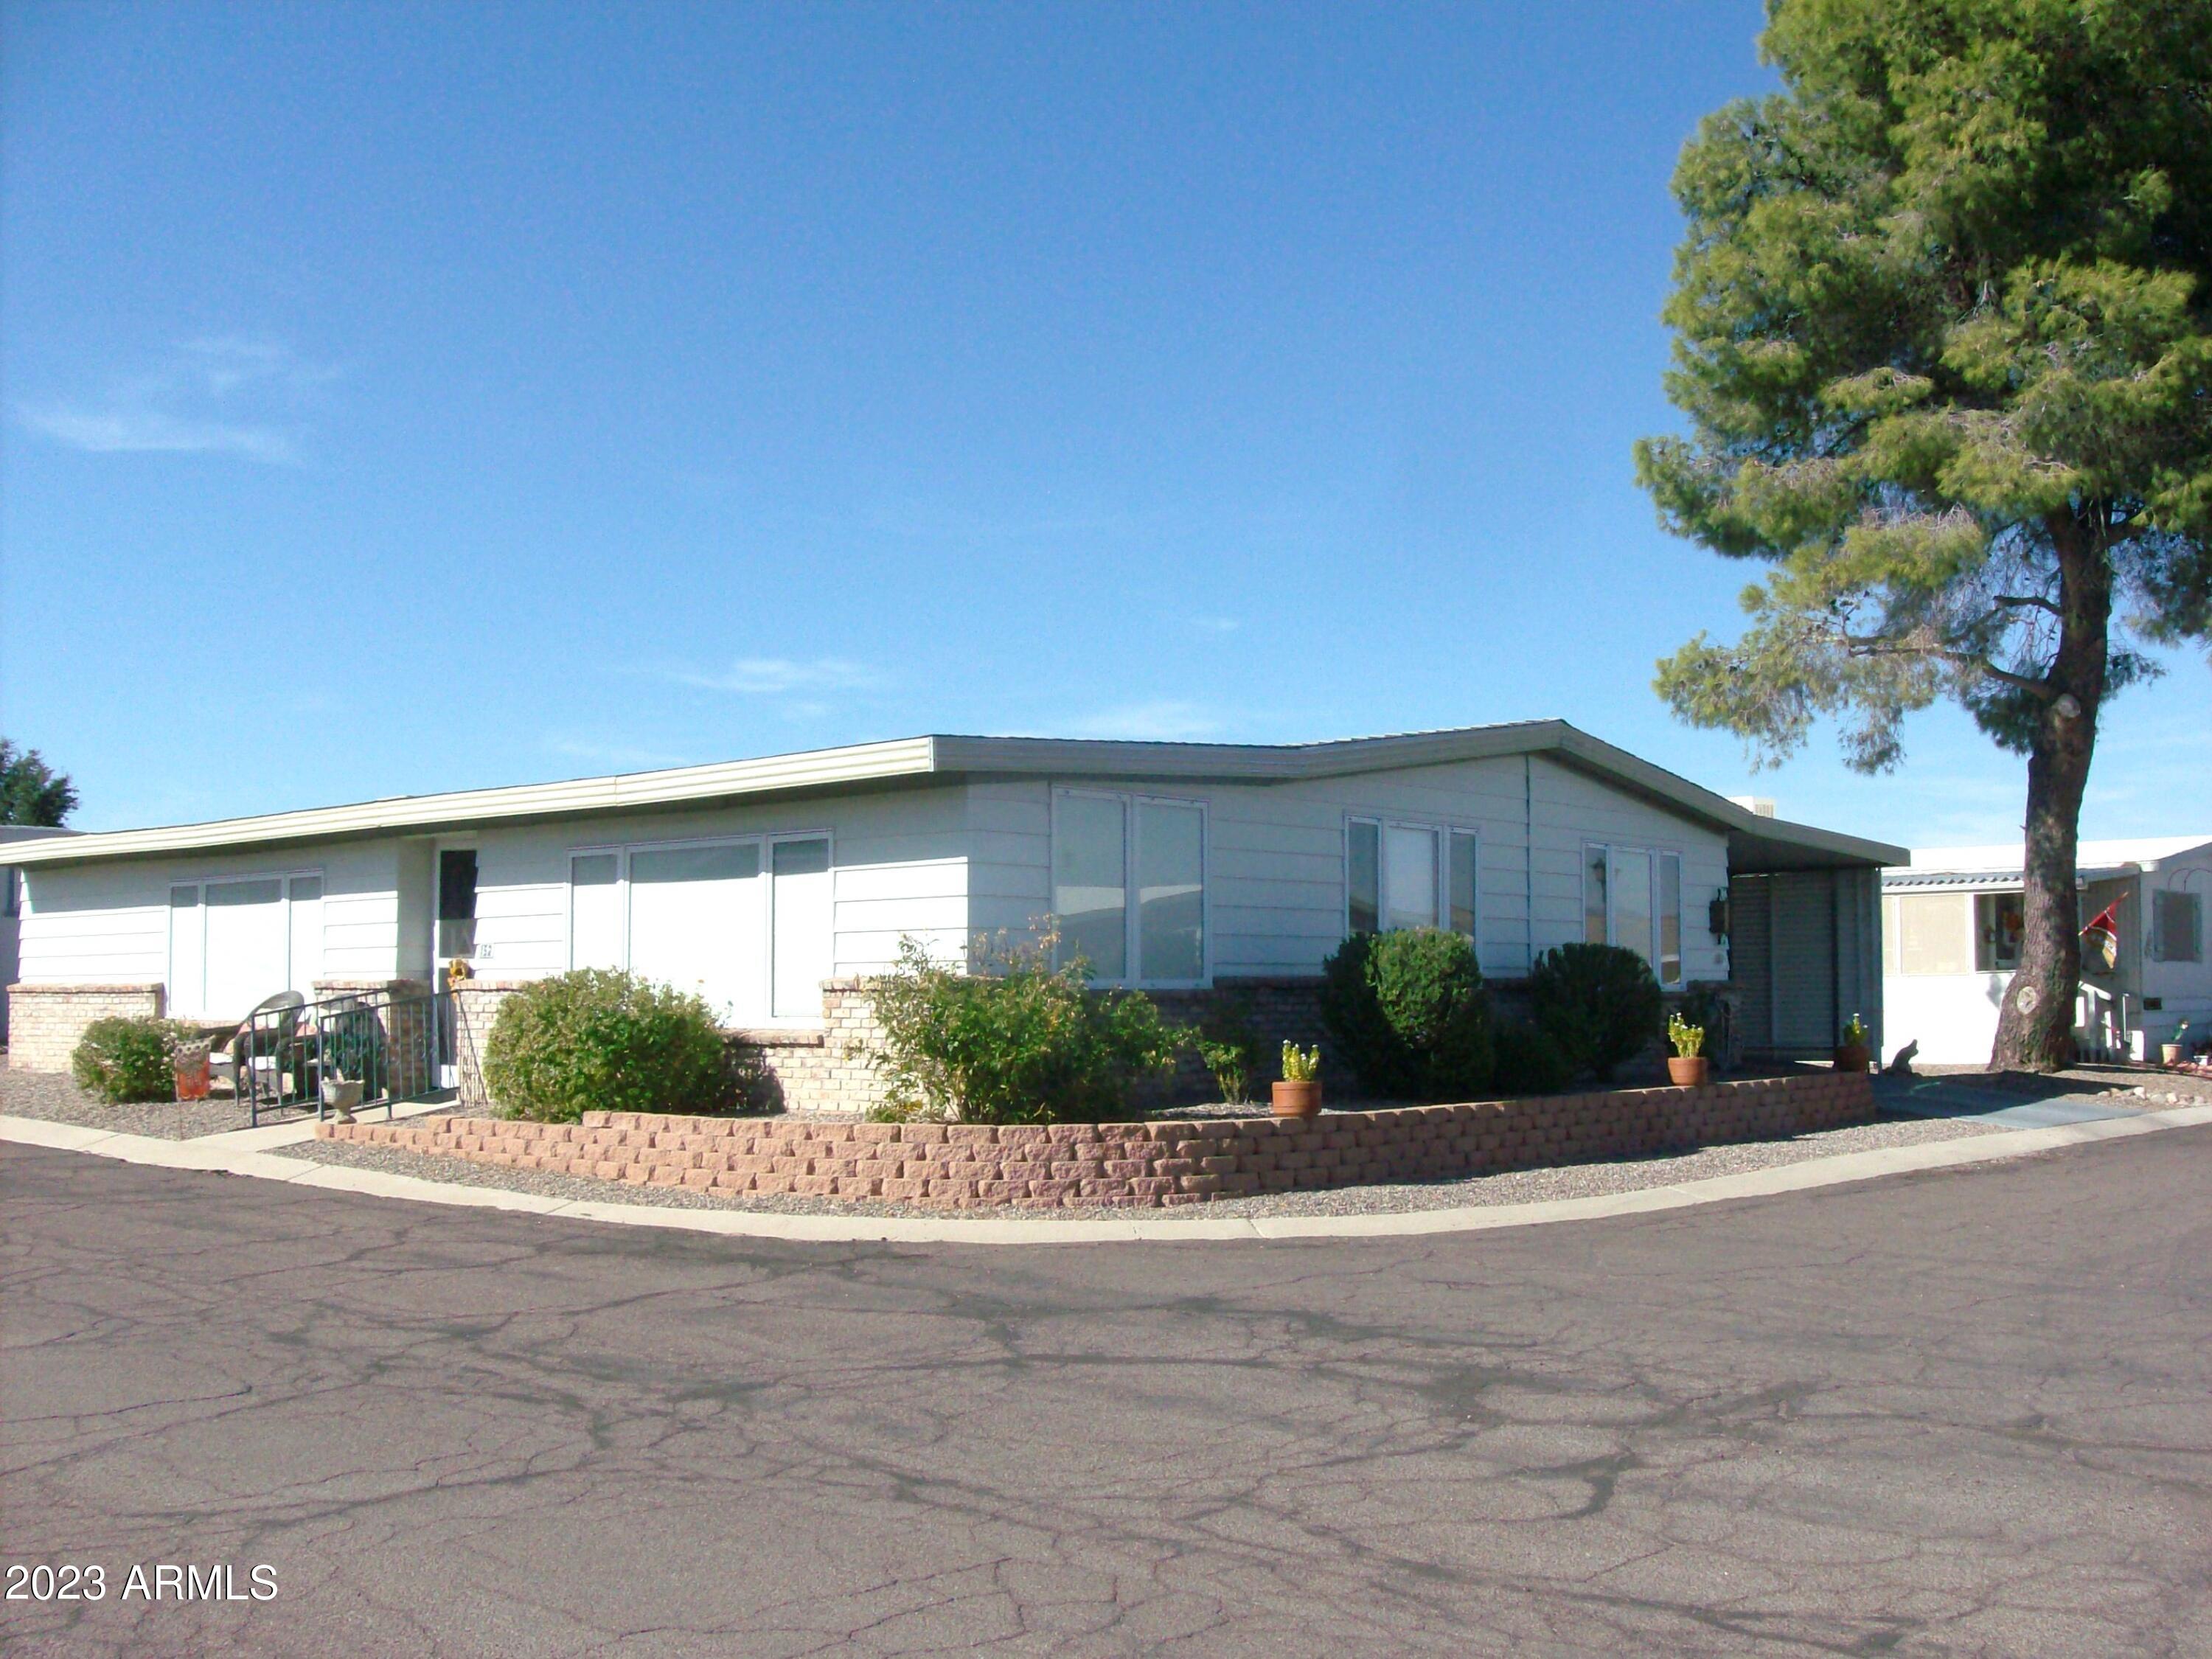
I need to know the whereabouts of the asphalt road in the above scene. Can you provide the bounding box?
[4,1132,2209,1658]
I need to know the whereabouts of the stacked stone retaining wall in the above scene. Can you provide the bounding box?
[318,1070,1875,1209]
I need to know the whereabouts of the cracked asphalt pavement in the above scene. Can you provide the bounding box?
[4,1130,2209,1658]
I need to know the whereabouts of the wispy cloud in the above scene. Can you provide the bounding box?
[1186,615,1242,635]
[15,406,298,464]
[1066,700,1225,741]
[669,658,883,695]
[13,336,338,467]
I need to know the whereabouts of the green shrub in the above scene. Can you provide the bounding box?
[863,933,1183,1124]
[1489,1020,1574,1097]
[72,1016,192,1105]
[1528,943,1664,1081]
[480,969,751,1124]
[1192,994,1265,1104]
[1318,928,1493,1102]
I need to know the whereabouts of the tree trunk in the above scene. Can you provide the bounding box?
[1989,517,2112,1073]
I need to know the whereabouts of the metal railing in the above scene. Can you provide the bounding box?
[237,985,456,1127]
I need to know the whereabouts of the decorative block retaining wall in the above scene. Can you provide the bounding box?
[5,983,165,1071]
[318,1070,1876,1209]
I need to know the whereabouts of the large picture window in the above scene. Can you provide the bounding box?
[166,869,324,1019]
[1348,818,1478,944]
[1581,844,1684,987]
[566,832,832,1025]
[1051,790,1206,985]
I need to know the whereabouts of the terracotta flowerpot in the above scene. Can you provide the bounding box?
[173,1044,212,1102]
[1271,1079,1322,1119]
[1666,1055,1710,1088]
[1833,1042,1871,1074]
[2163,1043,2186,1067]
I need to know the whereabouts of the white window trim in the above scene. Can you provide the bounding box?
[1050,787,1211,990]
[1580,842,1686,988]
[564,829,835,1028]
[1347,815,1480,942]
[166,866,327,1019]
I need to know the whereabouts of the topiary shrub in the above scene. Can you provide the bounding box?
[1318,928,1493,1102]
[1528,943,1665,1082]
[72,1015,193,1105]
[1489,1019,1575,1097]
[863,933,1184,1124]
[481,969,750,1124]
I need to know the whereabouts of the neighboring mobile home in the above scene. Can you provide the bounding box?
[4,722,1903,1105]
[1882,837,2212,1065]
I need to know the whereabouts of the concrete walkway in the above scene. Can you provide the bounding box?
[1874,1071,2164,1129]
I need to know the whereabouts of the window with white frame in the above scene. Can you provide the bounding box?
[1581,844,1684,986]
[1051,790,1206,984]
[2154,888,2204,963]
[1347,818,1479,943]
[166,870,324,1018]
[566,832,832,1024]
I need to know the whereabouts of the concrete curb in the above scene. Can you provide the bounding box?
[5,1105,2208,1245]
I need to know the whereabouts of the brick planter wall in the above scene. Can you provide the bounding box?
[6,983,165,1071]
[318,1070,1876,1209]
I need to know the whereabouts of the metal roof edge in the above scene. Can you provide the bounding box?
[11,719,1908,871]
[9,737,940,868]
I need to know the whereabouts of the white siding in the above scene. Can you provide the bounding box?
[18,840,407,1006]
[463,786,972,997]
[962,756,1731,984]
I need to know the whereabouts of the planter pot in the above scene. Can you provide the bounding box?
[173,1044,212,1102]
[1271,1079,1322,1119]
[1833,1042,1871,1074]
[1666,1055,1710,1088]
[321,1078,365,1122]
[2163,1043,2186,1067]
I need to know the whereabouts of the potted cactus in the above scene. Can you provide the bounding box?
[1273,1042,1323,1119]
[1666,1012,1709,1087]
[2163,1022,2191,1068]
[1834,1012,1872,1074]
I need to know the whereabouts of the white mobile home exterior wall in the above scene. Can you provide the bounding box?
[967,757,1731,984]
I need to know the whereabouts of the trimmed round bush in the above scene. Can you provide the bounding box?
[481,969,748,1123]
[1319,928,1493,1102]
[1488,1019,1575,1098]
[1528,943,1665,1082]
[72,1015,192,1105]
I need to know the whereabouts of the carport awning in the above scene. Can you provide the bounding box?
[1883,865,2132,894]
[1729,821,1904,874]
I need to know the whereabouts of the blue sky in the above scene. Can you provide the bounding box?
[3,1,2203,844]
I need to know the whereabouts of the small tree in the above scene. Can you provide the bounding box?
[1635,0,2211,1070]
[0,739,77,827]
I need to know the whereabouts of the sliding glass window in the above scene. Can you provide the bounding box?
[1051,790,1206,985]
[1347,818,1478,944]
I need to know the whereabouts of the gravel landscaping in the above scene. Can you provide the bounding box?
[0,1065,288,1141]
[285,1109,2012,1222]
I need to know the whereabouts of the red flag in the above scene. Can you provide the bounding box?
[2081,900,2121,973]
